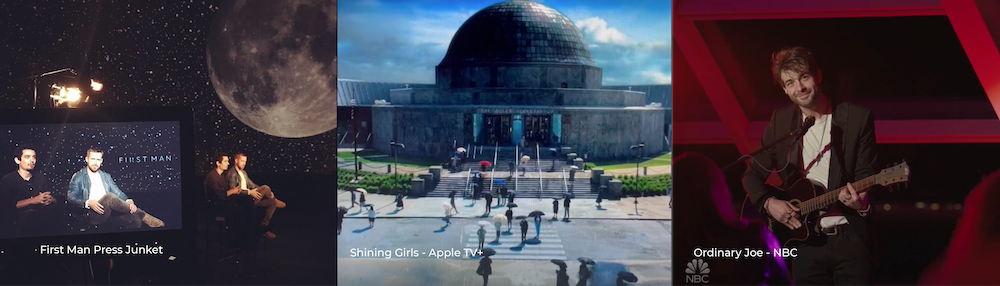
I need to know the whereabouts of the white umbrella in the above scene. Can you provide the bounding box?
[493,214,507,224]
[478,221,491,228]
[442,202,453,212]
[570,165,579,170]
[355,188,368,194]
[457,147,467,153]
[521,155,531,164]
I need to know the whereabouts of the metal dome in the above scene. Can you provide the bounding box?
[439,0,596,67]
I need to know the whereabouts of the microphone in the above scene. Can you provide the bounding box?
[793,116,816,138]
[722,115,816,171]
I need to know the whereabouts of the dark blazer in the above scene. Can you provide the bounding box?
[742,101,879,255]
[226,168,259,190]
[68,168,129,208]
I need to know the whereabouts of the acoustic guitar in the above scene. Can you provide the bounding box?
[739,162,910,247]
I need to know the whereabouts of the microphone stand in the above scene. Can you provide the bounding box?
[722,117,815,172]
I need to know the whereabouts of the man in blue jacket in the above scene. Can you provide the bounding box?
[68,149,164,229]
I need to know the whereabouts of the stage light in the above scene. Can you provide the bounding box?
[915,202,926,209]
[930,203,940,210]
[883,204,891,211]
[50,84,86,108]
[50,84,82,104]
[91,79,103,92]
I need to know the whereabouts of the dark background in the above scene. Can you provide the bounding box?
[672,14,1000,285]
[673,143,1000,284]
[0,1,334,284]
[0,0,335,176]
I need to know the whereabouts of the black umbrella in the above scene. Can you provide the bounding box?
[338,206,348,213]
[515,215,528,220]
[577,257,595,265]
[528,211,545,217]
[550,259,567,268]
[485,192,494,200]
[618,271,638,282]
[507,203,518,208]
[481,248,497,256]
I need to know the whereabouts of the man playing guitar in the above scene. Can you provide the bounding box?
[743,46,877,285]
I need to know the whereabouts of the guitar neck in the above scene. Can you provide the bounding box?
[799,175,876,214]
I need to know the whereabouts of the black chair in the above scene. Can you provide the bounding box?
[200,186,243,263]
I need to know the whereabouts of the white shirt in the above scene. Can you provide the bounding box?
[800,113,848,228]
[87,171,107,203]
[368,209,377,219]
[238,169,249,191]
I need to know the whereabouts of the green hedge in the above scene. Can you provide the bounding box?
[338,168,414,194]
[583,163,596,170]
[617,174,672,194]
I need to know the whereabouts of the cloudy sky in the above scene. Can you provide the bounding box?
[338,0,671,86]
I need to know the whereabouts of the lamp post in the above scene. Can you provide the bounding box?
[352,97,358,181]
[390,141,405,177]
[630,143,644,216]
[20,68,77,109]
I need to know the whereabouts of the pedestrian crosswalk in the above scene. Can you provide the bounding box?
[462,223,567,261]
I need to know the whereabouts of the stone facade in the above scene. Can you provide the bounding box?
[372,105,665,160]
[436,63,602,89]
[390,88,645,107]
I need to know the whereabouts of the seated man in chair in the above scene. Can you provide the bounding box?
[68,148,164,229]
[0,145,60,238]
[204,152,255,235]
[226,153,285,239]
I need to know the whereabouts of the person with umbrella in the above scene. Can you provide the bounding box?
[349,187,358,208]
[616,271,638,286]
[484,191,494,215]
[476,255,492,286]
[577,257,595,286]
[477,222,488,251]
[552,259,570,286]
[496,180,507,207]
[395,192,405,211]
[493,214,506,242]
[443,203,453,226]
[509,188,517,204]
[529,211,545,238]
[552,198,560,221]
[596,185,605,208]
[563,195,572,221]
[519,217,529,243]
[337,206,348,235]
[505,204,515,232]
[551,198,559,220]
[520,155,530,176]
[449,189,459,214]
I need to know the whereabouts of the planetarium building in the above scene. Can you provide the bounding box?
[372,0,665,160]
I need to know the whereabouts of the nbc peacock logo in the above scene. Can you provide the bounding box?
[685,258,710,283]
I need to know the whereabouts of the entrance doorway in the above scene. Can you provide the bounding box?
[523,115,552,147]
[482,114,513,146]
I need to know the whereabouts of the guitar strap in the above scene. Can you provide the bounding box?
[803,143,832,175]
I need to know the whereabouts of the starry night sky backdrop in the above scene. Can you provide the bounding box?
[1,121,183,231]
[0,0,335,176]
